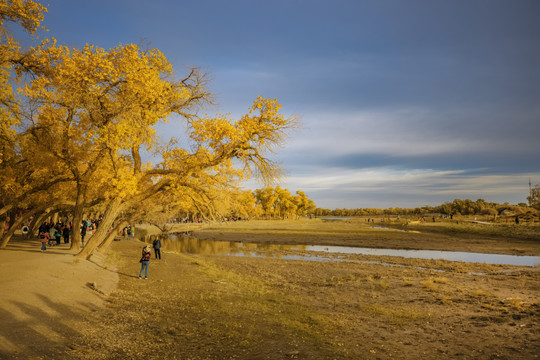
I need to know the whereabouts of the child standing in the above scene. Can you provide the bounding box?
[39,231,49,252]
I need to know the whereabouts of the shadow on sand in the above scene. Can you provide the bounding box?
[0,292,101,359]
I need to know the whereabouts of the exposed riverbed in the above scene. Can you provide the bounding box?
[146,234,540,267]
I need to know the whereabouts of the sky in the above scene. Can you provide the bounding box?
[18,0,540,208]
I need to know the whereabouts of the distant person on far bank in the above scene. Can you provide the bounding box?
[139,245,152,279]
[152,238,162,260]
[515,216,519,225]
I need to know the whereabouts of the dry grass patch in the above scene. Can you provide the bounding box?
[472,289,491,297]
[360,304,427,325]
[175,253,347,353]
[402,278,414,287]
[420,278,439,291]
[432,276,449,284]
[505,297,525,310]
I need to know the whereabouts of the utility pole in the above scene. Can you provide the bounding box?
[529,178,533,206]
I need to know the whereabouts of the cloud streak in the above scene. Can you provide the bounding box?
[282,168,535,208]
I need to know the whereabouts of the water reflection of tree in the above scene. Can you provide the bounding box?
[151,234,307,257]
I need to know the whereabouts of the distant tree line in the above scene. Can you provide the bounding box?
[315,198,539,218]
[169,186,317,221]
[253,186,316,220]
[209,184,540,220]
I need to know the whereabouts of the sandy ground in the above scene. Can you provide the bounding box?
[0,237,118,359]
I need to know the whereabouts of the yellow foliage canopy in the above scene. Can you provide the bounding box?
[0,0,47,162]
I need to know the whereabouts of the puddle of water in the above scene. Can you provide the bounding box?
[371,226,420,233]
[146,234,540,267]
[318,217,352,220]
[372,226,398,230]
[305,245,540,266]
[229,252,478,274]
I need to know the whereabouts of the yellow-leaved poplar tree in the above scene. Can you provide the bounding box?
[2,2,298,257]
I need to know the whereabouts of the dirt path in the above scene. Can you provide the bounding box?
[0,238,118,359]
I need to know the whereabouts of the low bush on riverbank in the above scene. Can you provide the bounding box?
[396,221,540,241]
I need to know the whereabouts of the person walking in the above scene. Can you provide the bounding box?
[139,245,152,279]
[152,238,162,260]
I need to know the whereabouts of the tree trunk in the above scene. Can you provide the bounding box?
[7,208,17,230]
[76,198,123,259]
[0,204,14,218]
[97,220,128,253]
[24,210,48,240]
[70,185,86,251]
[70,209,84,251]
[0,215,6,240]
[0,207,42,248]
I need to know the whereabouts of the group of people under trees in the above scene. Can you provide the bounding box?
[36,217,102,252]
[34,215,157,281]
[37,221,71,250]
[122,225,136,238]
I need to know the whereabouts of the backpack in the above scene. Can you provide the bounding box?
[39,233,45,239]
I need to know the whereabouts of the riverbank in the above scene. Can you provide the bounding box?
[66,238,540,359]
[190,219,540,256]
[1,222,539,359]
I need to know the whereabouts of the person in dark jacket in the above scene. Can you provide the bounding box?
[62,225,70,244]
[152,238,162,260]
[139,245,151,279]
[81,223,87,244]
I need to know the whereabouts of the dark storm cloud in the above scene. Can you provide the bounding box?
[315,152,539,175]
